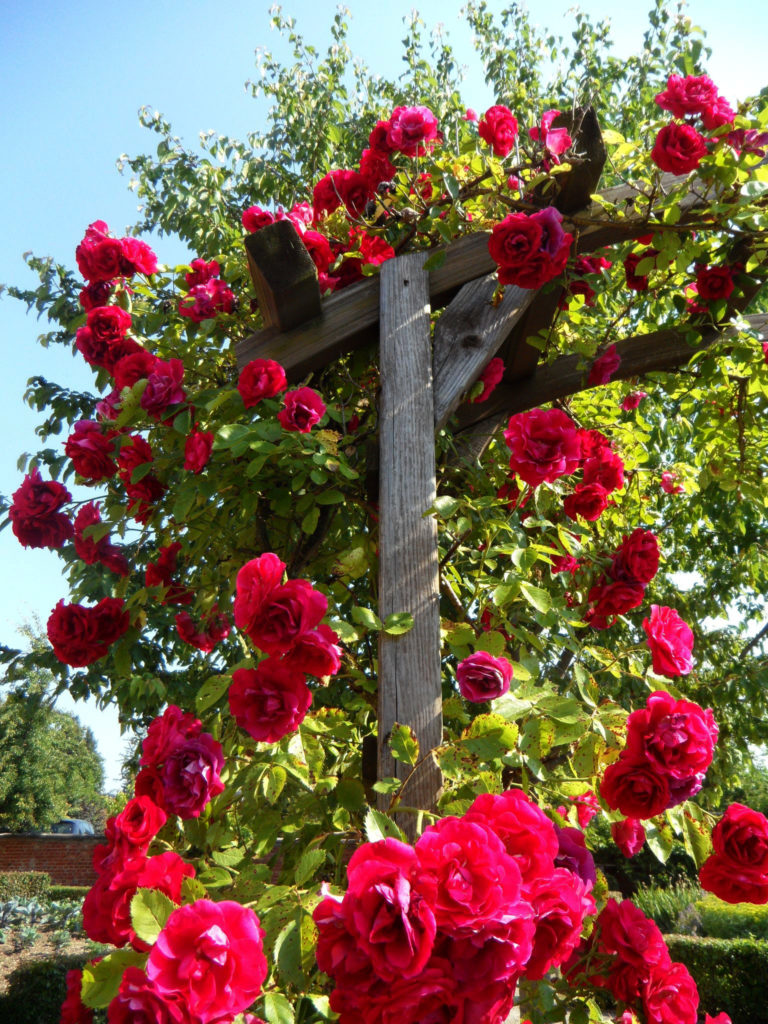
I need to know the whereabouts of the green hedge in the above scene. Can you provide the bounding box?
[666,935,768,1024]
[0,953,104,1024]
[0,871,51,900]
[694,894,768,939]
[48,885,89,903]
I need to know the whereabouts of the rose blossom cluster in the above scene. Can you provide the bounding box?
[47,596,130,667]
[230,552,342,741]
[651,74,734,175]
[76,220,158,284]
[569,897,700,1024]
[9,466,74,549]
[175,605,231,653]
[488,206,573,289]
[601,690,718,820]
[314,789,595,1024]
[178,257,235,322]
[585,528,660,630]
[699,802,768,904]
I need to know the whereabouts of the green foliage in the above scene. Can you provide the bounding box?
[0,872,51,901]
[633,880,703,932]
[666,935,768,1024]
[0,953,107,1024]
[48,885,89,902]
[695,893,768,940]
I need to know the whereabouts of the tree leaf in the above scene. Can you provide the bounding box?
[364,807,405,842]
[383,611,414,635]
[130,888,176,945]
[81,949,148,1008]
[389,722,419,765]
[294,848,326,886]
[264,991,296,1024]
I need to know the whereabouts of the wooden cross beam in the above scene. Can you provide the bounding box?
[235,115,759,821]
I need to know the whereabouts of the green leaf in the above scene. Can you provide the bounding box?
[262,764,287,804]
[422,249,447,271]
[364,807,406,842]
[274,917,305,989]
[645,821,675,863]
[130,888,176,945]
[195,674,230,714]
[336,777,367,811]
[474,630,507,657]
[351,606,382,631]
[431,495,460,518]
[81,949,148,1008]
[264,991,296,1024]
[316,488,345,504]
[519,582,551,613]
[295,848,326,886]
[389,723,419,765]
[301,506,320,534]
[383,611,414,635]
[196,864,233,887]
[680,806,713,868]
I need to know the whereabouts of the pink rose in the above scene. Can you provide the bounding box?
[140,358,186,419]
[587,344,621,386]
[651,123,708,174]
[107,967,186,1024]
[178,278,234,321]
[529,110,572,157]
[184,258,220,287]
[9,467,73,549]
[456,651,513,702]
[471,357,505,403]
[229,660,312,742]
[146,900,267,1023]
[386,105,439,157]
[140,705,201,767]
[237,358,287,407]
[478,104,519,157]
[183,429,213,473]
[625,690,717,783]
[622,390,648,410]
[524,869,594,980]
[465,789,559,891]
[242,205,276,232]
[612,818,646,858]
[643,961,699,1024]
[159,732,225,819]
[278,386,326,433]
[660,470,684,494]
[655,74,720,120]
[120,237,158,277]
[504,407,582,486]
[642,605,694,676]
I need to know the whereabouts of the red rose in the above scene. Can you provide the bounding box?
[386,105,439,157]
[237,358,287,407]
[456,651,513,702]
[582,448,625,493]
[301,230,335,275]
[278,386,326,433]
[651,123,708,174]
[504,408,582,486]
[281,623,342,677]
[79,280,112,310]
[622,390,647,410]
[9,467,73,549]
[471,357,505,403]
[74,502,129,576]
[591,898,671,1002]
[563,482,610,521]
[242,205,276,232]
[140,358,186,419]
[175,607,230,653]
[47,597,130,667]
[643,961,699,1024]
[489,212,543,271]
[524,869,594,980]
[498,251,554,289]
[107,967,186,1024]
[112,796,167,852]
[141,706,202,767]
[610,529,660,585]
[312,169,372,220]
[60,969,93,1024]
[699,852,768,905]
[612,818,646,858]
[120,237,158,276]
[415,816,526,934]
[243,578,328,656]
[233,553,286,636]
[229,660,313,742]
[113,350,158,391]
[359,147,396,191]
[625,690,717,782]
[696,264,735,301]
[184,257,220,287]
[587,344,621,386]
[642,605,694,676]
[600,757,670,819]
[147,898,267,1023]
[183,428,213,473]
[478,104,519,157]
[623,248,658,291]
[76,224,125,283]
[178,278,234,321]
[160,732,225,819]
[586,578,646,629]
[699,802,768,903]
[65,420,118,481]
[145,543,193,606]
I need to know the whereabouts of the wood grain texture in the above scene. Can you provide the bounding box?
[377,253,443,819]
[244,220,322,331]
[432,275,535,431]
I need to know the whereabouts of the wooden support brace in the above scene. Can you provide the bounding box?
[377,253,443,825]
[244,220,322,332]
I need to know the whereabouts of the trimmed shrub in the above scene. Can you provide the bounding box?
[0,953,106,1024]
[666,935,768,1024]
[633,880,702,933]
[0,871,51,900]
[48,885,89,902]
[695,893,768,940]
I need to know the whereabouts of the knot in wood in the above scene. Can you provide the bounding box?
[461,332,482,349]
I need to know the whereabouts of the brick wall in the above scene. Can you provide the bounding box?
[0,834,102,886]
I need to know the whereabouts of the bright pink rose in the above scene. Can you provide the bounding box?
[588,344,621,386]
[386,105,439,157]
[184,428,213,473]
[237,358,287,407]
[471,357,505,403]
[242,205,276,232]
[140,358,186,419]
[625,690,717,784]
[160,732,225,819]
[600,758,670,820]
[622,390,647,410]
[74,502,130,576]
[582,447,625,493]
[184,258,220,287]
[60,969,93,1024]
[642,605,694,676]
[651,123,708,174]
[524,869,595,980]
[478,105,519,157]
[612,818,646,858]
[705,1015,732,1024]
[9,467,73,549]
[278,387,326,433]
[643,961,699,1024]
[696,264,735,301]
[120,237,158,277]
[415,816,525,934]
[504,407,581,486]
[529,110,573,157]
[229,660,312,742]
[47,597,130,667]
[281,623,342,677]
[233,553,286,635]
[699,803,768,904]
[655,74,720,120]
[660,470,684,494]
[107,967,186,1024]
[563,482,610,521]
[610,529,660,585]
[465,789,559,891]
[456,651,513,702]
[65,420,118,481]
[146,900,267,1023]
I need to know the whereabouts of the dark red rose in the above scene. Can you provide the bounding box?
[65,420,118,481]
[586,578,646,629]
[699,852,768,904]
[699,802,768,904]
[244,578,328,656]
[113,350,158,391]
[184,257,220,287]
[610,528,660,585]
[175,606,230,653]
[587,344,621,386]
[612,818,646,858]
[591,898,671,1003]
[563,482,610,521]
[489,213,543,271]
[277,387,326,433]
[471,357,505,403]
[359,147,396,190]
[74,502,129,577]
[237,358,287,408]
[9,467,73,549]
[140,705,201,767]
[651,123,708,174]
[79,280,112,310]
[160,732,225,819]
[696,264,735,301]
[60,969,93,1024]
[47,597,130,667]
[183,428,213,473]
[478,104,519,157]
[600,757,671,819]
[145,543,193,606]
[623,248,658,291]
[229,660,313,742]
[140,358,186,419]
[281,623,342,676]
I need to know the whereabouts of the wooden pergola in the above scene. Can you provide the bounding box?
[236,114,768,822]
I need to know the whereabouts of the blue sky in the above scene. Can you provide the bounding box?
[2,0,766,790]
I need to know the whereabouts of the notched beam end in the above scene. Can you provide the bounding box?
[244,220,322,332]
